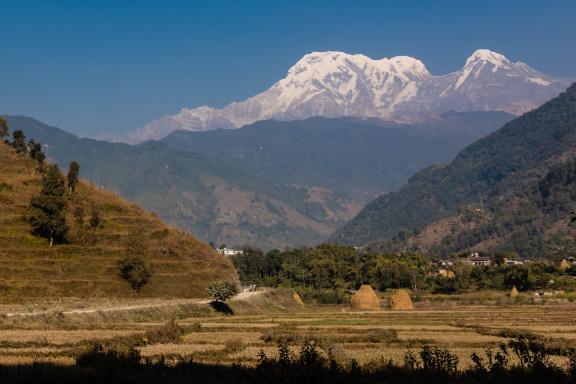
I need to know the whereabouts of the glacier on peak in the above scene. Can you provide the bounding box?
[104,49,570,144]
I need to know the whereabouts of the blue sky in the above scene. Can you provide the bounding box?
[1,0,575,136]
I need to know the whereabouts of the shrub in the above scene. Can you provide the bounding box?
[144,318,182,344]
[207,281,238,302]
[120,257,151,292]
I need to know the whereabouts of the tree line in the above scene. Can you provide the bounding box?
[231,243,576,294]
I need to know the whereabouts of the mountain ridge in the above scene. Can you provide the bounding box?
[5,112,512,249]
[103,49,569,143]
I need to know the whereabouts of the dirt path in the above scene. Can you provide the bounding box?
[4,290,265,318]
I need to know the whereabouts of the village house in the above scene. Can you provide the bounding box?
[465,253,491,266]
[217,247,244,257]
[504,258,525,266]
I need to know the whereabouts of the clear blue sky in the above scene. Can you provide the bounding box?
[1,0,575,136]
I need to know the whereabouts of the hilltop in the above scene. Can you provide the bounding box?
[0,141,237,298]
[332,83,576,257]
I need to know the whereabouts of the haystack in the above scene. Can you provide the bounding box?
[292,292,304,305]
[510,286,519,298]
[350,285,381,311]
[560,259,570,271]
[389,289,414,310]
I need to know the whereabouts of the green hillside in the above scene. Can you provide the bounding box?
[332,83,576,257]
[0,141,237,298]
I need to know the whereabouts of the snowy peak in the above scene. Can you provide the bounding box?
[287,51,430,81]
[465,49,510,67]
[107,49,571,143]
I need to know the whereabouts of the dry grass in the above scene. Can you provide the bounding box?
[0,142,237,300]
[0,289,575,368]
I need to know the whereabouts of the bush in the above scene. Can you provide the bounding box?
[144,318,182,344]
[120,257,151,292]
[207,281,238,302]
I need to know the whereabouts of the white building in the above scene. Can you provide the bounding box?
[217,247,244,257]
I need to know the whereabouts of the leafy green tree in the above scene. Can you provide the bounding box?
[207,281,238,302]
[503,266,531,291]
[11,130,27,154]
[67,161,80,195]
[0,117,8,141]
[28,164,68,247]
[27,139,45,164]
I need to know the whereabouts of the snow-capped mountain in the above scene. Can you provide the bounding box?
[109,49,569,143]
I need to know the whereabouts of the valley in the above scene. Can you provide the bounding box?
[1,2,575,382]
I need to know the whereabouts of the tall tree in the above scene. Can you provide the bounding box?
[0,117,8,142]
[67,161,80,195]
[28,139,45,164]
[29,164,68,247]
[11,130,27,154]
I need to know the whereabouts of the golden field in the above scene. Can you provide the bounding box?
[0,290,574,369]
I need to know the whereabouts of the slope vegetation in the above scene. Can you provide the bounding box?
[332,83,576,257]
[0,142,237,298]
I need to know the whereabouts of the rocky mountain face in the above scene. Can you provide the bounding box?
[108,49,569,143]
[331,83,576,258]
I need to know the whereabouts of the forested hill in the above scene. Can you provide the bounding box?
[331,83,576,258]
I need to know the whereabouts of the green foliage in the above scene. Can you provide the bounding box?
[207,281,238,301]
[233,243,575,294]
[28,163,68,247]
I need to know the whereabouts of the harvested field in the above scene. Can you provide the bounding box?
[0,295,574,370]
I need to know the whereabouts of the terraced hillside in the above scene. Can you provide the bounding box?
[0,142,238,298]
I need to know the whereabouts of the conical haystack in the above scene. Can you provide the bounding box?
[560,259,570,271]
[292,292,304,305]
[510,286,519,298]
[350,285,381,311]
[389,289,414,310]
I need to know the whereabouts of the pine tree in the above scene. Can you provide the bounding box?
[0,117,8,142]
[11,130,27,154]
[28,139,45,164]
[29,164,68,247]
[67,161,80,195]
